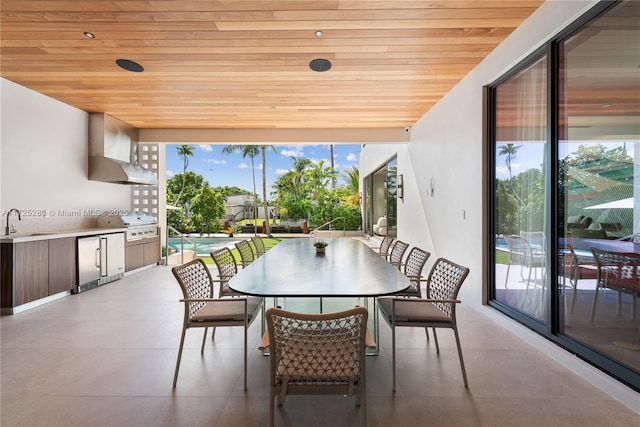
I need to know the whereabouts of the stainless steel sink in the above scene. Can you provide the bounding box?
[1,232,55,238]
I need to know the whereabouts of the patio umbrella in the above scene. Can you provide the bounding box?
[584,197,634,210]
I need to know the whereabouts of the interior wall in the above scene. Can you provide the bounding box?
[360,0,639,406]
[0,78,131,232]
[360,0,599,304]
[360,143,436,264]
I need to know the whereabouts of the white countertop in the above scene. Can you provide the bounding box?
[0,227,127,243]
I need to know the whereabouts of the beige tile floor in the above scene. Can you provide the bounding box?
[2,263,639,427]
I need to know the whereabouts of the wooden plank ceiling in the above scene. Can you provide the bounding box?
[0,0,545,130]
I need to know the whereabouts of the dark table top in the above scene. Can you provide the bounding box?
[228,238,411,297]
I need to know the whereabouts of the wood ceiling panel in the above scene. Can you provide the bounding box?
[0,0,545,130]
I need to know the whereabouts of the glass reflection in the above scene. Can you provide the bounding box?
[494,55,549,323]
[558,0,639,372]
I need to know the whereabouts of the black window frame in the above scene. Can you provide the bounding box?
[484,0,638,391]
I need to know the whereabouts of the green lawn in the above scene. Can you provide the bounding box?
[495,250,508,265]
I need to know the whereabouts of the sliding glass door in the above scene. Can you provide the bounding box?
[364,157,398,238]
[557,1,639,376]
[493,54,549,323]
[488,0,639,389]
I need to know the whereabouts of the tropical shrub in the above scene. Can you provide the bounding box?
[332,203,362,230]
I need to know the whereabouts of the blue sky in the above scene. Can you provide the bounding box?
[166,144,361,195]
[495,140,635,180]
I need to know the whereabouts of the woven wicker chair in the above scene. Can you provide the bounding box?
[235,239,256,268]
[171,258,263,389]
[519,231,546,252]
[590,248,640,321]
[251,235,267,257]
[388,239,409,269]
[378,257,470,391]
[260,307,375,427]
[504,234,545,287]
[395,247,431,298]
[210,247,244,297]
[377,236,395,260]
[558,247,598,313]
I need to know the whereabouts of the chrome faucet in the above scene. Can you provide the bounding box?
[5,208,21,235]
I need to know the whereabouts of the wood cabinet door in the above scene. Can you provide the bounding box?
[143,237,160,266]
[14,241,48,305]
[1,242,16,307]
[125,243,144,272]
[48,237,76,295]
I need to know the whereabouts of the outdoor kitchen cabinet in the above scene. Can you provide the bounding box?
[125,235,160,272]
[143,235,161,266]
[48,237,77,295]
[1,237,76,309]
[11,240,48,306]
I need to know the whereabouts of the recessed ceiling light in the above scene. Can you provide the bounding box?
[116,59,144,73]
[314,30,323,37]
[270,106,277,111]
[83,31,95,39]
[309,58,332,72]
[601,103,612,108]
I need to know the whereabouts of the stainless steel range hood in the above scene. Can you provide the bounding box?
[88,114,158,185]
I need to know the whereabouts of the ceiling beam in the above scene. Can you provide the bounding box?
[139,127,411,144]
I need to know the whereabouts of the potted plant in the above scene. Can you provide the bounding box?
[225,225,240,237]
[313,240,328,254]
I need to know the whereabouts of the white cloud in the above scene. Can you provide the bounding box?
[198,145,213,152]
[275,168,289,176]
[204,158,226,164]
[238,163,248,169]
[166,170,175,177]
[309,156,332,165]
[257,163,263,170]
[280,145,304,157]
[346,153,357,162]
[496,165,509,175]
[496,163,521,176]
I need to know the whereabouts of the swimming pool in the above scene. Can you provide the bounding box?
[167,237,242,256]
[496,238,508,251]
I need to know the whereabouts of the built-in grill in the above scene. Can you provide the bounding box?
[97,211,158,241]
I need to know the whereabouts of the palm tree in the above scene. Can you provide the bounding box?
[222,145,277,235]
[272,157,312,221]
[330,144,336,189]
[260,145,277,236]
[304,160,338,224]
[222,145,260,234]
[175,144,194,206]
[498,143,526,207]
[342,166,360,205]
[284,156,311,200]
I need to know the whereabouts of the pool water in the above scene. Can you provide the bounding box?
[496,238,508,251]
[167,237,241,256]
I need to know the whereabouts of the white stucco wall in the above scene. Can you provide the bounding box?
[0,78,131,232]
[360,0,599,305]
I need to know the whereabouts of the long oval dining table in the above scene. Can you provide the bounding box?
[228,237,410,297]
[570,238,640,256]
[228,237,412,353]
